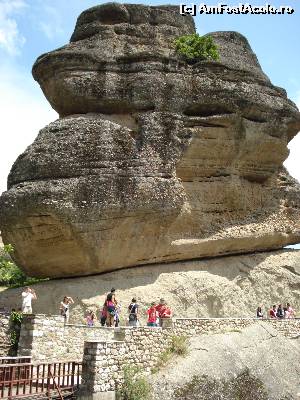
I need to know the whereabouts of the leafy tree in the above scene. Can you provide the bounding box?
[0,244,47,287]
[174,34,219,62]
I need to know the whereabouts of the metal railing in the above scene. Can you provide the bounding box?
[0,360,81,399]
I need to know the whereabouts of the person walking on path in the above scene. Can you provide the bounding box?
[276,304,284,319]
[106,292,116,327]
[60,296,74,323]
[256,307,263,318]
[112,288,121,327]
[156,299,172,326]
[100,302,107,326]
[147,302,159,327]
[86,310,95,327]
[128,298,139,327]
[269,305,277,319]
[285,303,295,318]
[21,287,37,314]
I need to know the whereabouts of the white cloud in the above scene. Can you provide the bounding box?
[38,5,64,40]
[0,64,57,194]
[0,0,26,55]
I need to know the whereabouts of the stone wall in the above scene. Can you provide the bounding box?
[17,315,300,365]
[78,318,300,399]
[80,327,175,396]
[264,318,300,337]
[174,317,256,335]
[0,312,11,357]
[18,314,115,361]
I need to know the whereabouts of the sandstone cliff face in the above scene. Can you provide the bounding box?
[0,4,299,277]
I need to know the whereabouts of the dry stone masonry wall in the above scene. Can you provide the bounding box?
[18,314,115,362]
[17,314,300,363]
[79,318,300,397]
[10,313,300,399]
[0,313,12,357]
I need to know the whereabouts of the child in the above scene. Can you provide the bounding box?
[147,302,159,327]
[100,303,107,326]
[86,310,95,327]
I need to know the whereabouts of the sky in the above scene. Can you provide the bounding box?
[0,0,299,247]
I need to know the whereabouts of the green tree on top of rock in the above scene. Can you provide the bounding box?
[174,33,219,62]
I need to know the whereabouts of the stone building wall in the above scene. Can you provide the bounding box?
[18,314,115,361]
[0,312,11,357]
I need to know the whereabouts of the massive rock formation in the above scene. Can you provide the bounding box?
[0,3,300,278]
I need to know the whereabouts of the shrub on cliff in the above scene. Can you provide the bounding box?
[174,34,219,62]
[152,336,189,373]
[117,366,152,400]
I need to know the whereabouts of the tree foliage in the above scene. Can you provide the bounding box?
[174,34,219,62]
[0,244,47,287]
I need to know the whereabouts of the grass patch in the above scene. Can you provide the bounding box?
[116,365,152,400]
[151,335,189,374]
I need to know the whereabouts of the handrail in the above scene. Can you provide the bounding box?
[0,360,82,399]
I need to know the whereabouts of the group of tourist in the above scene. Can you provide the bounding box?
[256,303,296,319]
[146,300,172,327]
[20,286,296,326]
[99,288,172,328]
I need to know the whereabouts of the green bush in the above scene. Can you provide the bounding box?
[151,336,189,373]
[0,244,47,288]
[169,335,189,356]
[174,34,219,62]
[117,366,152,400]
[9,311,23,353]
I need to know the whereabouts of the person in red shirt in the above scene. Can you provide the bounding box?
[147,302,159,327]
[155,299,164,320]
[156,299,172,326]
[269,305,277,319]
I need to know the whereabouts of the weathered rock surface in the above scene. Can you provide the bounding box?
[151,323,300,399]
[0,250,299,324]
[0,4,300,277]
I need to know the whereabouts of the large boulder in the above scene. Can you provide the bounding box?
[0,4,300,277]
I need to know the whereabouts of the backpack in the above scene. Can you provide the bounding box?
[129,303,137,321]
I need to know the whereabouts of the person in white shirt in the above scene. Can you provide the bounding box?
[60,296,74,323]
[21,287,37,314]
